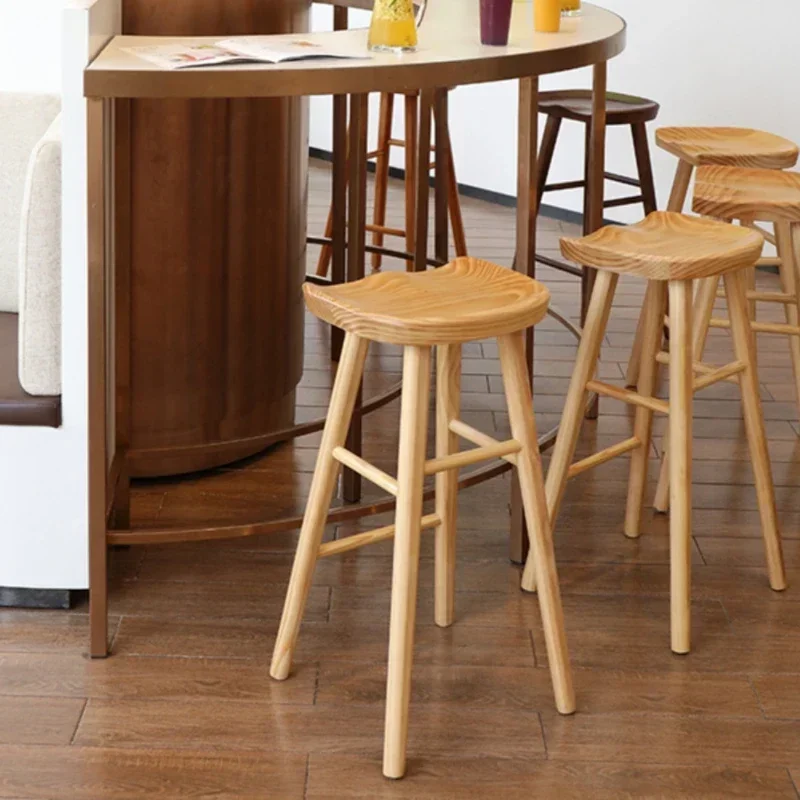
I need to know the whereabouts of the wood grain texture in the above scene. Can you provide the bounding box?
[693,165,800,224]
[306,757,798,799]
[305,258,550,346]
[0,696,85,746]
[0,746,307,800]
[74,698,545,761]
[656,126,799,169]
[561,211,764,281]
[121,0,310,477]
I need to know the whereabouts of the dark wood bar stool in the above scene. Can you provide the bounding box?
[316,91,468,277]
[626,126,800,387]
[271,258,574,779]
[535,90,660,307]
[527,212,786,655]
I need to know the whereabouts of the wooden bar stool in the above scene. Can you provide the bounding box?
[316,91,468,277]
[535,91,659,311]
[271,257,575,779]
[653,165,800,510]
[525,212,786,655]
[626,126,799,386]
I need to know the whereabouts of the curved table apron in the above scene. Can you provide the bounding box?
[84,0,626,656]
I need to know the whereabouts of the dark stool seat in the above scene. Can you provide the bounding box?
[538,90,660,126]
[534,89,661,359]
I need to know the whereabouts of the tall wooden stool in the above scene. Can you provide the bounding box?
[653,165,800,511]
[271,258,575,779]
[316,91,468,277]
[535,91,659,312]
[626,127,799,386]
[525,212,786,655]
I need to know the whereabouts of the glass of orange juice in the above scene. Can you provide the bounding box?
[368,0,425,52]
[534,0,561,32]
[561,0,582,16]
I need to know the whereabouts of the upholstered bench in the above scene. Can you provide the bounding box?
[0,93,62,427]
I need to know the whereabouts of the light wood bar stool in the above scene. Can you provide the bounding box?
[270,257,575,779]
[626,127,799,386]
[526,212,786,655]
[315,91,468,277]
[653,165,800,511]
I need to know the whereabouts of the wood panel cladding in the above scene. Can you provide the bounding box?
[120,0,311,476]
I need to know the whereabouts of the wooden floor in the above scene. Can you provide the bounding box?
[3,160,800,798]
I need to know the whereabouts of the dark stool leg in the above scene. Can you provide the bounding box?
[631,122,658,214]
[536,115,562,210]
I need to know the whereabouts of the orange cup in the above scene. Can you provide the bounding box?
[534,0,561,32]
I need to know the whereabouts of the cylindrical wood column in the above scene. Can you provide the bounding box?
[120,0,310,477]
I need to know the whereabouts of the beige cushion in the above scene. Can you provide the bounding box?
[0,93,61,314]
[18,114,62,396]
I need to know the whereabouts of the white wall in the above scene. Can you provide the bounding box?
[0,1,63,92]
[310,1,800,223]
[0,0,119,591]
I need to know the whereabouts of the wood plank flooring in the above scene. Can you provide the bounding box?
[3,160,800,798]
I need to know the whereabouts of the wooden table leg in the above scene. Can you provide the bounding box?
[88,97,110,658]
[342,93,368,504]
[583,61,607,420]
[509,75,539,565]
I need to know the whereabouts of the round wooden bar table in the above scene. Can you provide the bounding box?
[84,0,627,656]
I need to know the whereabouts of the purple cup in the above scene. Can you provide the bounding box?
[480,0,513,46]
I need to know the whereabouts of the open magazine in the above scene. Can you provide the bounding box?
[124,36,369,70]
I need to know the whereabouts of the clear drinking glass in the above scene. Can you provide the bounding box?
[368,0,428,53]
[561,0,582,17]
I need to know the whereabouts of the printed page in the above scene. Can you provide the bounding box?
[218,36,370,63]
[122,43,245,70]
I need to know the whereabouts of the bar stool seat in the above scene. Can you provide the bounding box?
[539,90,659,125]
[532,212,785,658]
[694,165,800,221]
[305,258,549,345]
[273,257,574,779]
[656,127,799,169]
[625,127,800,388]
[561,210,768,280]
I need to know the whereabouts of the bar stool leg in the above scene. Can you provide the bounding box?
[383,345,432,780]
[668,279,693,655]
[371,93,395,273]
[775,222,800,419]
[316,205,337,278]
[653,275,719,513]
[536,116,562,209]
[724,269,787,591]
[624,280,666,538]
[522,270,619,593]
[498,331,575,716]
[435,344,461,627]
[403,95,418,268]
[626,159,694,386]
[446,142,468,258]
[270,333,369,681]
[630,122,658,215]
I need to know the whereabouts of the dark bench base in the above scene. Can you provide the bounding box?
[0,586,73,609]
[0,312,60,427]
